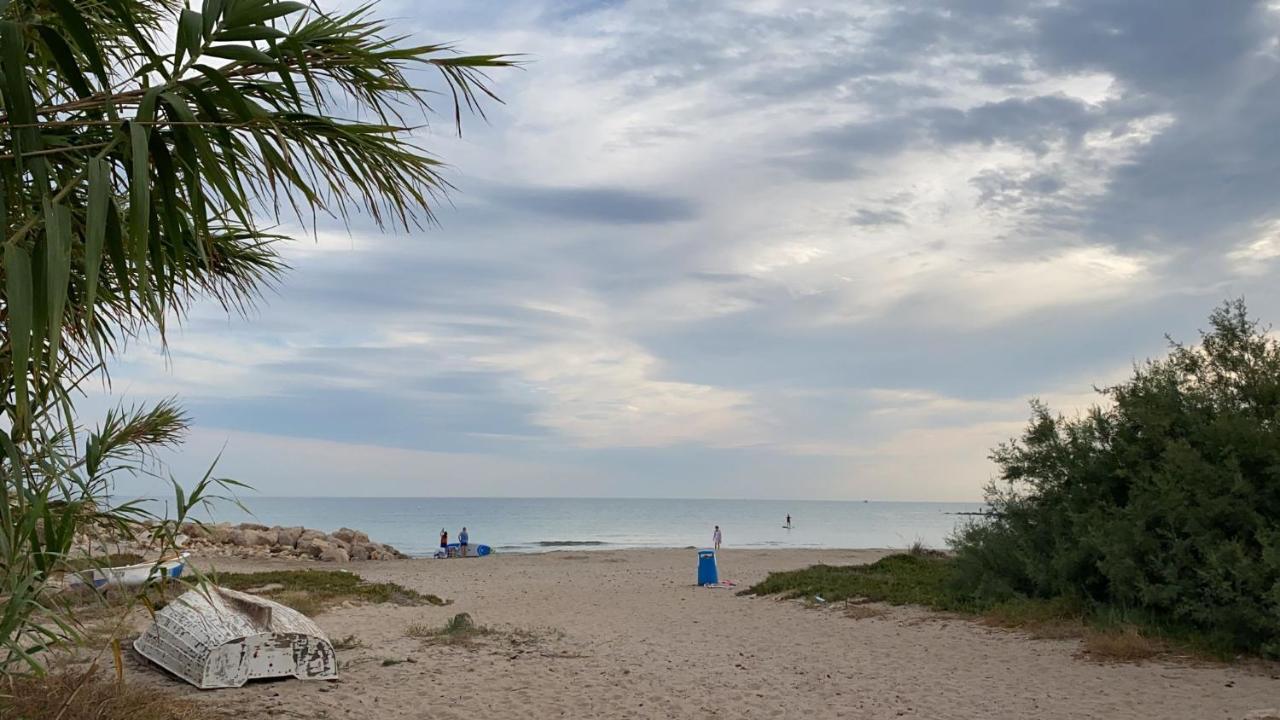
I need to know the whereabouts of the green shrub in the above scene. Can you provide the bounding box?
[952,300,1280,657]
[744,553,972,610]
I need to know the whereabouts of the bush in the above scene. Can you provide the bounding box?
[743,553,970,610]
[952,300,1280,657]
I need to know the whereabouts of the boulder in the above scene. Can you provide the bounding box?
[239,522,270,531]
[230,528,274,547]
[302,537,331,559]
[319,546,350,563]
[332,527,370,545]
[276,526,304,548]
[296,529,326,546]
[348,543,372,561]
[206,523,235,544]
[180,522,210,540]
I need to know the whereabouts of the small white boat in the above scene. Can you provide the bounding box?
[65,553,189,590]
[134,586,338,689]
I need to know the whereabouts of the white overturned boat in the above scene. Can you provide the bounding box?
[64,553,189,590]
[135,586,337,689]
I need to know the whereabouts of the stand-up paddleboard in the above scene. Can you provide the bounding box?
[782,524,794,529]
[437,543,492,558]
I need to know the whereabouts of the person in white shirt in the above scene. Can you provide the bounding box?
[713,525,722,550]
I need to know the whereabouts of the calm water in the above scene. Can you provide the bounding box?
[196,497,985,557]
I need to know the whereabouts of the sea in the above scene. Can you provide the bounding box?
[195,497,986,557]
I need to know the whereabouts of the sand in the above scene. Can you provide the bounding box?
[129,549,1278,720]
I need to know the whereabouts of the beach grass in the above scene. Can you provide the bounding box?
[745,554,1236,662]
[744,553,969,610]
[214,570,446,617]
[0,672,199,720]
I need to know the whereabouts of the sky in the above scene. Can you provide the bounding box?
[98,0,1280,501]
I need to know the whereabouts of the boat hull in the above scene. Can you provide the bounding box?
[65,554,188,590]
[134,586,337,689]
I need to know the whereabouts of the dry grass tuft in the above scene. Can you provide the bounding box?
[407,612,491,646]
[1081,626,1163,661]
[981,598,1087,640]
[0,672,199,720]
[844,604,889,620]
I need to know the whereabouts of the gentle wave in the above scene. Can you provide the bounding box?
[534,540,609,547]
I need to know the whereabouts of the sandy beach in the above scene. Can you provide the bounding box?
[128,549,1278,720]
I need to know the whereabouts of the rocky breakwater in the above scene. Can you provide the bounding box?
[180,523,410,562]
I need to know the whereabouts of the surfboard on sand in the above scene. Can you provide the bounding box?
[438,543,492,558]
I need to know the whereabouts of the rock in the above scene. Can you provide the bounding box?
[319,546,350,563]
[302,537,331,559]
[332,527,370,545]
[349,543,374,561]
[239,522,270,531]
[207,523,235,544]
[276,526,304,548]
[229,528,275,547]
[296,529,326,546]
[181,522,210,540]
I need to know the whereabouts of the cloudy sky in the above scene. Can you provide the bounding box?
[99,0,1280,501]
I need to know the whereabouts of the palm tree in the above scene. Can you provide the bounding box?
[0,0,512,671]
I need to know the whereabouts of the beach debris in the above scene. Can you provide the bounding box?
[244,583,286,594]
[702,580,737,589]
[1243,711,1280,720]
[134,586,338,689]
[813,595,826,604]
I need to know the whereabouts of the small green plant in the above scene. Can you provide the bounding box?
[407,612,492,646]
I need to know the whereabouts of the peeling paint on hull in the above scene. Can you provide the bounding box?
[134,586,337,689]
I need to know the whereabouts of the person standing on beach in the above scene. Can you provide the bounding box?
[713,525,722,550]
[439,528,448,553]
[459,527,469,557]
